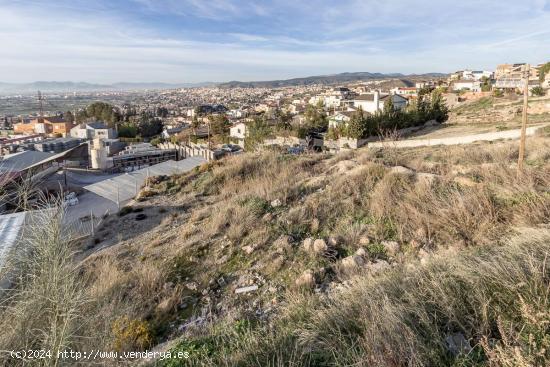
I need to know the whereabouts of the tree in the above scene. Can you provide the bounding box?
[245,117,271,151]
[429,89,449,122]
[383,97,395,115]
[138,115,163,138]
[64,111,75,124]
[531,86,545,97]
[76,102,121,128]
[304,103,328,132]
[118,123,138,138]
[480,76,492,92]
[346,108,367,139]
[209,114,231,136]
[276,110,293,131]
[539,62,550,82]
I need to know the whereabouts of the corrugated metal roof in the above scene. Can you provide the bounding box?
[0,211,26,266]
[0,151,55,173]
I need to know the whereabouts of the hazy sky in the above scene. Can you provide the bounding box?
[0,0,549,83]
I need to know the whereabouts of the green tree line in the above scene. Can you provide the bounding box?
[330,89,449,140]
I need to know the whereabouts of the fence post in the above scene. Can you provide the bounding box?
[90,210,94,236]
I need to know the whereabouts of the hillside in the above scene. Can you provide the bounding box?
[218,72,447,88]
[2,130,550,366]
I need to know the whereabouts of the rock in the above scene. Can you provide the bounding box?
[270,199,282,208]
[381,240,400,257]
[424,119,439,127]
[262,212,273,221]
[295,270,315,288]
[390,166,414,175]
[327,236,339,247]
[274,235,293,253]
[445,333,472,356]
[313,239,328,254]
[156,298,175,313]
[303,237,314,252]
[453,176,478,187]
[235,285,258,294]
[368,260,390,274]
[185,282,198,291]
[334,160,359,174]
[359,236,371,245]
[355,248,367,257]
[242,245,254,255]
[341,255,365,271]
[416,172,438,185]
[242,243,259,255]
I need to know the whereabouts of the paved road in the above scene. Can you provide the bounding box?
[368,124,547,149]
[84,157,206,204]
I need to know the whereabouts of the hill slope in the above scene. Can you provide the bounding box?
[2,132,549,366]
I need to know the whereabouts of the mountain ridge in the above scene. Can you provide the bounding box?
[0,71,448,93]
[217,71,448,88]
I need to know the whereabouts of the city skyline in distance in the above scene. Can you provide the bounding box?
[0,0,549,84]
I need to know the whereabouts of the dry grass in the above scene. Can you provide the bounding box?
[4,135,549,365]
[165,229,550,366]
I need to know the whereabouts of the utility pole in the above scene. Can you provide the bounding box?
[517,63,530,175]
[37,90,44,119]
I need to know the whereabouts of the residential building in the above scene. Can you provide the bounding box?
[328,111,354,129]
[452,80,482,92]
[390,87,417,96]
[353,92,408,113]
[70,121,116,140]
[162,125,189,139]
[13,116,73,136]
[230,122,247,148]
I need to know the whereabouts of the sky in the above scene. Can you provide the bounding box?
[0,0,549,84]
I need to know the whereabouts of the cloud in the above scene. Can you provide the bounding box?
[0,0,548,83]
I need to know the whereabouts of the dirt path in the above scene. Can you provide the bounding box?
[368,124,547,149]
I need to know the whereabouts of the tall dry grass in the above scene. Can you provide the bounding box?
[164,229,550,366]
[0,204,86,366]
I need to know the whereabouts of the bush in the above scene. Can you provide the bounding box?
[111,316,153,352]
[118,206,134,216]
[118,123,138,138]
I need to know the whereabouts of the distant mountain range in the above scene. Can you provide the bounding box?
[0,81,216,94]
[0,72,447,94]
[217,72,448,88]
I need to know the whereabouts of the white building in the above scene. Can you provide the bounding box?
[70,121,116,140]
[390,87,417,96]
[452,80,482,92]
[230,122,247,148]
[328,111,354,129]
[353,92,408,113]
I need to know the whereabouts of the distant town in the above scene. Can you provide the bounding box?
[0,61,548,221]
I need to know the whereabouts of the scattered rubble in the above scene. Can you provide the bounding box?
[235,285,259,294]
